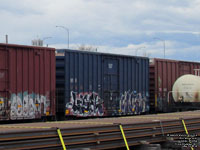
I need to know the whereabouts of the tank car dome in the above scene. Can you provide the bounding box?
[172,74,200,102]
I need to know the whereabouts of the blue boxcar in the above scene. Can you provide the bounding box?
[56,49,149,117]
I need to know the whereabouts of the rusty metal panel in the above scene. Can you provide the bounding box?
[150,58,180,112]
[150,58,200,112]
[0,43,55,120]
[0,48,8,118]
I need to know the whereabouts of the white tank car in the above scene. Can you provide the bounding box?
[172,74,200,102]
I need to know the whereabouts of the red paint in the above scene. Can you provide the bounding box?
[149,58,200,112]
[0,43,55,120]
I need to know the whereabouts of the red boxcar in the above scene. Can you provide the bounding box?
[0,44,55,120]
[149,58,200,112]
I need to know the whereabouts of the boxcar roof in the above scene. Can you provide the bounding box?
[56,49,149,60]
[0,43,55,50]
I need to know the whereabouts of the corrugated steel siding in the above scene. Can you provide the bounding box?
[56,56,65,115]
[56,49,149,117]
[0,44,55,120]
[149,58,200,112]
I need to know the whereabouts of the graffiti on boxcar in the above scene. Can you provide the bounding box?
[119,91,149,114]
[10,92,50,119]
[157,91,168,112]
[66,91,104,117]
[0,98,5,115]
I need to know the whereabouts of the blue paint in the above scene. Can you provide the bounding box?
[56,49,149,117]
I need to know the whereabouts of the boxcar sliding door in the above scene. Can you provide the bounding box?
[103,57,120,115]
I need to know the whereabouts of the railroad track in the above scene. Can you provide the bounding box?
[0,112,200,150]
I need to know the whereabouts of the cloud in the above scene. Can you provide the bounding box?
[0,0,200,62]
[52,39,200,62]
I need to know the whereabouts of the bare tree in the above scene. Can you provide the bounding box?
[78,44,97,52]
[142,51,151,57]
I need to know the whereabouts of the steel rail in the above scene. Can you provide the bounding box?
[1,117,200,141]
[2,130,199,150]
[0,121,200,149]
[0,117,200,149]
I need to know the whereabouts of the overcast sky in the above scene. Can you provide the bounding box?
[1,0,200,61]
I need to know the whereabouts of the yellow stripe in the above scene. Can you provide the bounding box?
[122,116,180,119]
[46,121,113,125]
[182,120,194,150]
[0,126,51,129]
[159,113,200,116]
[57,128,67,150]
[182,120,188,134]
[119,125,130,150]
